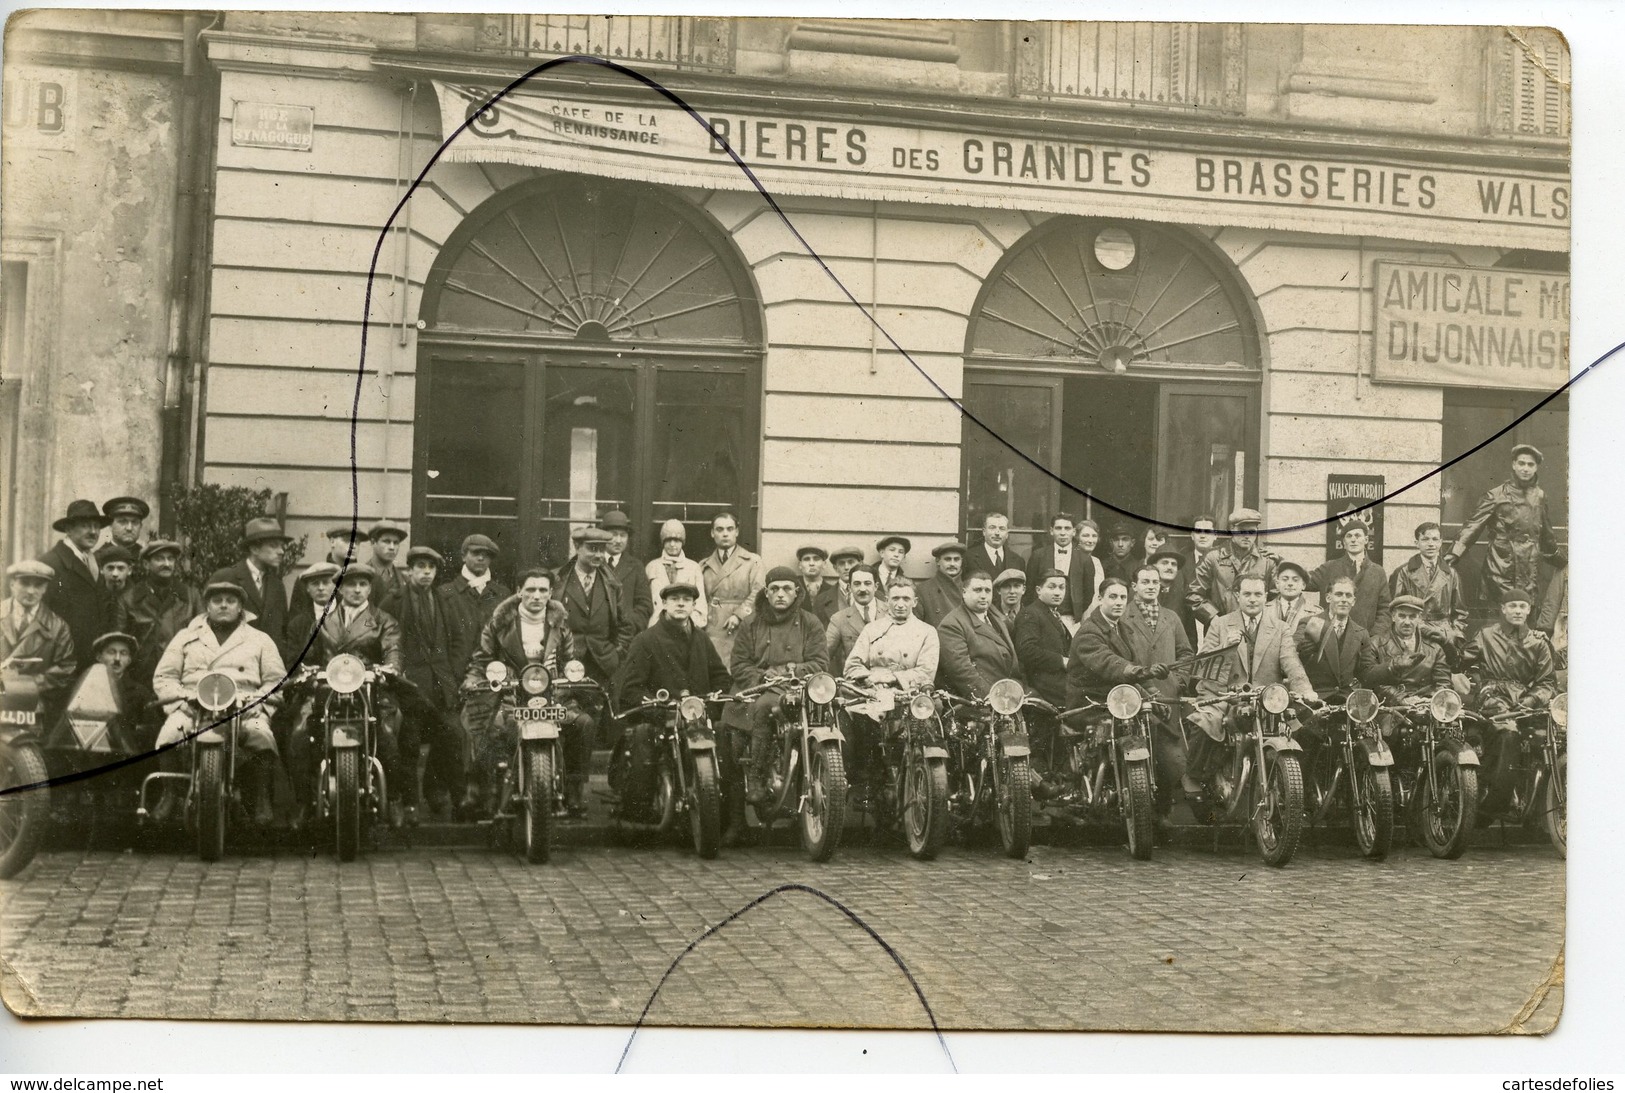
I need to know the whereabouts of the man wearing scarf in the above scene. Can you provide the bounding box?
[440,534,511,681]
[730,566,829,809]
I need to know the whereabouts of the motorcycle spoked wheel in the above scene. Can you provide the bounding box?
[195,744,227,863]
[1121,758,1155,862]
[334,748,362,862]
[522,742,554,865]
[901,753,949,860]
[1544,750,1566,859]
[0,741,50,879]
[1253,752,1305,868]
[1415,749,1477,860]
[1351,762,1394,861]
[995,753,1031,860]
[800,741,846,863]
[688,751,721,860]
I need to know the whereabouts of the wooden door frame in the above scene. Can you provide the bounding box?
[1154,379,1261,521]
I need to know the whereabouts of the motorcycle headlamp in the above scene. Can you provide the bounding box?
[1106,684,1143,720]
[806,672,837,705]
[1430,687,1463,723]
[679,695,707,723]
[485,661,509,685]
[325,654,367,694]
[520,665,551,696]
[988,678,1025,717]
[195,671,238,712]
[1549,692,1567,729]
[1346,688,1380,725]
[909,693,937,721]
[1261,683,1291,715]
[563,659,586,683]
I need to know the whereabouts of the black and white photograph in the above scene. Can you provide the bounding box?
[0,7,1591,1063]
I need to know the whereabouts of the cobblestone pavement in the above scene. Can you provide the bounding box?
[0,836,1562,1034]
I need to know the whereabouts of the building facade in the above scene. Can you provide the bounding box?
[6,16,1571,598]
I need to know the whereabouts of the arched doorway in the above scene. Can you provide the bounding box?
[414,177,764,576]
[963,217,1262,552]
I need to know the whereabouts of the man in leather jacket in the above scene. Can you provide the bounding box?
[1461,587,1558,818]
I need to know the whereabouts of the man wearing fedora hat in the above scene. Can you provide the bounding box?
[38,499,113,670]
[646,519,709,629]
[2,560,77,712]
[599,510,653,631]
[916,542,967,628]
[1450,442,1565,611]
[115,540,204,688]
[209,517,294,662]
[700,511,764,665]
[366,521,410,621]
[1189,507,1281,627]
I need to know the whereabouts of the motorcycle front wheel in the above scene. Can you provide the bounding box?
[1352,762,1394,860]
[1544,750,1566,859]
[0,740,50,879]
[334,748,362,862]
[1254,752,1304,868]
[522,742,554,865]
[801,741,846,863]
[1122,757,1155,862]
[995,752,1032,860]
[1416,750,1477,860]
[902,753,949,860]
[688,751,721,860]
[195,743,226,863]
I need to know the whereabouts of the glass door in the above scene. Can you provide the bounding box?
[962,372,1064,559]
[535,360,637,566]
[1156,383,1258,534]
[648,367,754,559]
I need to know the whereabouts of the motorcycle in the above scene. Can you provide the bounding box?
[0,662,51,878]
[39,663,156,845]
[1183,682,1307,868]
[298,654,392,862]
[1388,687,1480,859]
[607,689,724,859]
[731,672,848,862]
[478,656,600,864]
[938,678,1036,859]
[136,670,243,861]
[844,681,951,860]
[1478,692,1567,858]
[1048,684,1163,861]
[1300,689,1397,860]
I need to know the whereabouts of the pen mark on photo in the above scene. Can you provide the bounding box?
[615,882,955,1073]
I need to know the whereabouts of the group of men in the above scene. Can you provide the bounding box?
[0,442,1566,835]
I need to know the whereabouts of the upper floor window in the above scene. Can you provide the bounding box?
[1489,27,1569,139]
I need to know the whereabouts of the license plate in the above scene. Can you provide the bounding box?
[514,706,569,722]
[521,722,559,740]
[0,709,36,725]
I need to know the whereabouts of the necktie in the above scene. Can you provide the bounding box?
[993,550,1003,569]
[1244,617,1259,648]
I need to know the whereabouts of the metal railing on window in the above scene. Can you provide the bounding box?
[1014,22,1244,114]
[1488,27,1570,140]
[476,14,735,72]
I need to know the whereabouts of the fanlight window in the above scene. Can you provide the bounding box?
[968,220,1255,372]
[431,180,754,345]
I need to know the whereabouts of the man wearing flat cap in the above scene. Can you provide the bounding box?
[397,545,465,816]
[993,569,1026,629]
[828,545,865,612]
[599,510,653,631]
[1365,595,1451,707]
[916,542,967,629]
[439,533,511,683]
[700,511,765,665]
[795,545,840,626]
[2,560,77,714]
[1450,443,1565,611]
[366,521,410,621]
[209,517,293,662]
[116,540,204,688]
[646,519,709,628]
[38,499,113,669]
[285,561,340,657]
[325,523,365,568]
[1189,507,1281,627]
[555,526,635,690]
[1461,586,1559,819]
[873,534,911,591]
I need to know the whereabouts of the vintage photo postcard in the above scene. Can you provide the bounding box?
[0,13,1568,1037]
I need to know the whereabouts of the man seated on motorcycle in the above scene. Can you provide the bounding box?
[462,567,592,817]
[1182,574,1318,795]
[1364,595,1452,738]
[2,560,77,721]
[730,566,829,809]
[842,577,940,805]
[151,581,287,825]
[614,582,731,820]
[1460,587,1558,820]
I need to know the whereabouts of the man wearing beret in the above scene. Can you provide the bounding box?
[730,566,829,811]
[2,560,78,714]
[1461,587,1559,819]
[1391,520,1469,662]
[700,512,765,665]
[600,510,653,631]
[1189,507,1281,627]
[1450,443,1565,611]
[209,517,294,662]
[116,540,204,688]
[102,496,151,554]
[1309,520,1392,639]
[916,542,967,629]
[439,533,511,682]
[38,500,113,670]
[795,545,840,626]
[95,543,135,597]
[366,521,410,621]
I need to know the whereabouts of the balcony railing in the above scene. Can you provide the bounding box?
[1014,22,1244,114]
[475,14,735,72]
[1488,26,1569,140]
